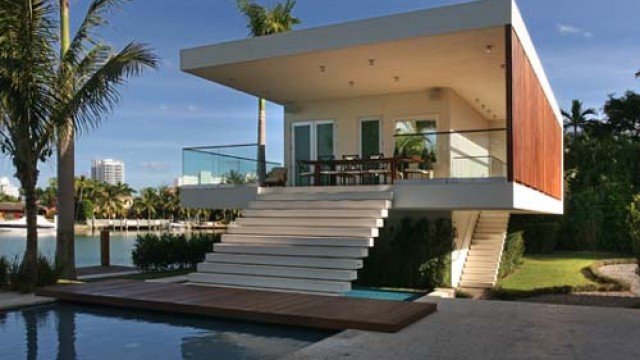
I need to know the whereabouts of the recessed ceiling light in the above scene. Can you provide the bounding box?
[319,65,326,73]
[394,76,400,82]
[485,45,493,54]
[349,80,355,87]
[369,59,375,66]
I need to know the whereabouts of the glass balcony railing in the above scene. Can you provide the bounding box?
[393,128,507,180]
[181,144,281,186]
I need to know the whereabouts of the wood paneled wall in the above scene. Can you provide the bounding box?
[506,26,562,200]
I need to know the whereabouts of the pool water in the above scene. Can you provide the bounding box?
[0,303,331,360]
[345,287,425,301]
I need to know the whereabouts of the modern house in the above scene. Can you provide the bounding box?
[179,0,563,294]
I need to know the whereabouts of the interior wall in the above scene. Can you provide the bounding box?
[284,88,500,181]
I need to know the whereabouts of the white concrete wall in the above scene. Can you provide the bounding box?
[451,211,480,287]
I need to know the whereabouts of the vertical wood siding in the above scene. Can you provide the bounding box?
[506,26,562,200]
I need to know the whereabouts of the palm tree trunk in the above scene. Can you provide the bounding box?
[257,97,266,186]
[22,173,39,288]
[56,0,76,280]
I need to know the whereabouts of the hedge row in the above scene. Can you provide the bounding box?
[498,231,525,278]
[0,256,60,293]
[356,217,453,291]
[131,233,220,272]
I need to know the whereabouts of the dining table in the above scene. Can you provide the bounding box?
[298,157,424,186]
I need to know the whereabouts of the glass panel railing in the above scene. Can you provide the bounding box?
[393,128,507,180]
[181,144,281,186]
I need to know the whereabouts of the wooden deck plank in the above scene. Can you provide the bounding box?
[36,280,436,333]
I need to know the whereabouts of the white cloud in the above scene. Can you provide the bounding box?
[557,23,593,38]
[187,103,199,112]
[140,161,169,171]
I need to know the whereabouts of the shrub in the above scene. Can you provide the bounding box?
[356,217,453,291]
[8,256,61,293]
[498,231,525,278]
[628,196,640,273]
[0,256,9,290]
[132,233,220,272]
[509,215,560,254]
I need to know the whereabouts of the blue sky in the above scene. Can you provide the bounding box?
[1,0,638,190]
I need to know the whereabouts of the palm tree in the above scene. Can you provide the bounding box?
[561,100,596,136]
[53,0,156,279]
[0,0,60,286]
[137,187,158,226]
[237,0,300,185]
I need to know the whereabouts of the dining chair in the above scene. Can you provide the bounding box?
[339,154,362,186]
[367,153,390,184]
[318,155,339,186]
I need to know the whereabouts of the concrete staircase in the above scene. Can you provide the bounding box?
[458,211,510,289]
[188,189,392,295]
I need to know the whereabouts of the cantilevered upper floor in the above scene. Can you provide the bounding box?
[179,0,563,214]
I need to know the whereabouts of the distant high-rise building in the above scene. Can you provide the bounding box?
[0,177,20,199]
[91,159,125,185]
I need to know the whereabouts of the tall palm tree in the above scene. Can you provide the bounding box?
[53,0,156,279]
[0,0,59,286]
[137,187,158,225]
[237,0,300,185]
[561,100,596,136]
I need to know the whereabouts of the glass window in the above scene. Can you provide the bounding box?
[361,119,380,158]
[316,123,334,160]
[394,119,438,159]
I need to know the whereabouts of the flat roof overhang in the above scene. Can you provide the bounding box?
[181,0,517,119]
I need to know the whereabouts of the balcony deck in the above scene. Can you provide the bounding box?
[36,280,437,333]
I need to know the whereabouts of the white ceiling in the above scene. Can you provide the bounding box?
[188,26,507,120]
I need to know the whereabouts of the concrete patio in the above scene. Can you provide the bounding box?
[285,297,640,360]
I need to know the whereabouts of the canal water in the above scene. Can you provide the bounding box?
[0,230,146,267]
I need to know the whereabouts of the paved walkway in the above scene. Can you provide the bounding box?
[285,297,640,360]
[76,265,138,280]
[0,291,54,311]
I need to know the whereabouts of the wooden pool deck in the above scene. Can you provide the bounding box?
[36,279,436,333]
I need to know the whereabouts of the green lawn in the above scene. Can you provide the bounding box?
[497,252,629,293]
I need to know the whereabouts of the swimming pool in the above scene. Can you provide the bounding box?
[0,303,331,360]
[345,287,426,301]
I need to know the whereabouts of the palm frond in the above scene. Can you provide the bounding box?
[63,0,124,68]
[56,41,157,137]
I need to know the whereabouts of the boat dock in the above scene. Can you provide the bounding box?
[36,280,436,333]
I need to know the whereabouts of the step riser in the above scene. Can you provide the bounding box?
[214,244,368,258]
[228,226,377,238]
[243,209,388,219]
[236,217,384,228]
[188,273,350,293]
[222,234,374,247]
[248,200,391,210]
[207,253,363,270]
[197,263,357,281]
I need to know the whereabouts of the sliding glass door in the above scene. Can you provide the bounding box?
[291,121,335,185]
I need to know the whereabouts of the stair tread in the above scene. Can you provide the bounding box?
[207,253,363,269]
[188,272,350,293]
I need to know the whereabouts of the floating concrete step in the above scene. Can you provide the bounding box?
[206,253,363,270]
[222,234,374,247]
[248,200,391,210]
[187,272,350,293]
[467,249,502,256]
[458,280,495,289]
[243,209,388,219]
[213,243,368,258]
[197,262,357,281]
[462,267,498,276]
[258,191,393,201]
[473,232,505,241]
[236,217,384,228]
[228,225,378,238]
